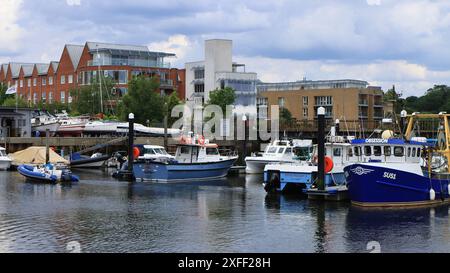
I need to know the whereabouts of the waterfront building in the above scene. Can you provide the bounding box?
[0,107,33,137]
[0,41,186,107]
[257,79,385,134]
[185,39,258,114]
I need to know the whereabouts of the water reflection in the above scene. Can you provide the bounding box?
[0,170,449,253]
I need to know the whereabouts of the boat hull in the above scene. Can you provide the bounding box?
[345,164,450,207]
[245,158,295,174]
[70,155,110,168]
[133,158,238,182]
[0,158,12,170]
[18,165,58,183]
[33,123,60,136]
[57,124,86,137]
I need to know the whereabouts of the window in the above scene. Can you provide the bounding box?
[68,75,73,84]
[285,148,293,154]
[348,148,353,157]
[303,96,309,106]
[33,78,37,87]
[278,97,285,108]
[49,76,53,85]
[42,78,46,86]
[194,69,205,79]
[354,147,361,156]
[194,84,205,93]
[267,147,277,154]
[206,148,219,156]
[407,148,412,157]
[303,108,308,118]
[374,146,382,156]
[412,148,417,158]
[180,146,191,154]
[278,148,286,154]
[33,93,37,104]
[42,92,46,102]
[48,92,53,103]
[384,146,392,156]
[333,148,342,157]
[27,79,31,87]
[60,91,65,103]
[364,146,372,156]
[20,80,23,88]
[315,96,333,106]
[417,148,421,157]
[394,147,404,157]
[60,75,65,84]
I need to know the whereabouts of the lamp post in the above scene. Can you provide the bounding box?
[242,114,248,164]
[400,110,407,139]
[317,107,326,191]
[128,113,135,177]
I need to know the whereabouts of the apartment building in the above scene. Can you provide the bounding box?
[257,79,385,123]
[185,39,258,114]
[1,41,186,106]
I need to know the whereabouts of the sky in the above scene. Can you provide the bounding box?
[1,0,450,97]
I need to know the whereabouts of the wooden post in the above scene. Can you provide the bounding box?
[45,129,50,164]
[317,107,326,191]
[164,102,168,150]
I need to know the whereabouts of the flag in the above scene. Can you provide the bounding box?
[5,85,17,95]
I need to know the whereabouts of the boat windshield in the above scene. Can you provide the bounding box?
[154,148,168,155]
[0,150,5,157]
[144,149,156,155]
[266,147,278,154]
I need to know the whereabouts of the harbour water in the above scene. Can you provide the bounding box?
[0,170,450,253]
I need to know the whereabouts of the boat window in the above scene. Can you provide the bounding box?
[0,151,4,157]
[144,148,156,155]
[417,148,421,157]
[407,147,412,157]
[154,148,168,155]
[374,146,382,157]
[412,148,417,158]
[384,146,392,156]
[285,148,293,154]
[180,146,191,154]
[364,146,372,156]
[206,148,219,156]
[278,148,286,154]
[347,148,353,157]
[394,146,404,157]
[333,148,342,157]
[267,147,277,154]
[354,147,361,156]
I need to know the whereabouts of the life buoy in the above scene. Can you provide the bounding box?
[198,135,206,146]
[325,156,334,173]
[133,147,140,160]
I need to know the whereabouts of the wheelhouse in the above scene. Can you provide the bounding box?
[175,144,222,164]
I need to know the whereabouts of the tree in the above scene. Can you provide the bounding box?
[207,87,236,113]
[118,76,165,125]
[384,85,405,114]
[2,97,28,108]
[403,85,450,114]
[0,83,17,106]
[280,108,295,127]
[70,77,116,116]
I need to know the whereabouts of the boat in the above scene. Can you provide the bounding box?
[344,113,450,207]
[31,110,60,136]
[10,146,70,170]
[129,136,238,182]
[245,139,312,174]
[264,139,356,195]
[69,152,110,168]
[18,164,79,184]
[57,114,89,137]
[83,121,181,137]
[0,147,12,170]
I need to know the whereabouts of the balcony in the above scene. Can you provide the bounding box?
[87,59,171,69]
[160,79,174,89]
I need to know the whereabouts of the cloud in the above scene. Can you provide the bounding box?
[66,0,81,6]
[0,0,24,54]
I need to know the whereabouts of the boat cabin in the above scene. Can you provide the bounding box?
[175,144,222,164]
[350,139,426,164]
[311,143,356,166]
[139,145,174,160]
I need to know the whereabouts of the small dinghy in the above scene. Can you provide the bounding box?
[18,164,79,184]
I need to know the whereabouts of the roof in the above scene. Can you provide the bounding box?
[65,44,84,69]
[86,41,175,58]
[1,64,7,77]
[21,64,34,77]
[35,63,50,75]
[9,63,34,78]
[50,61,59,72]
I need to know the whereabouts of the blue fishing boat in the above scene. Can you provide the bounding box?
[18,164,79,184]
[345,138,450,207]
[131,137,238,182]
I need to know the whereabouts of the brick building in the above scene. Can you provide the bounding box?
[1,42,186,108]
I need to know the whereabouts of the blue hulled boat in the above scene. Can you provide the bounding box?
[344,138,450,207]
[131,138,238,182]
[18,164,79,184]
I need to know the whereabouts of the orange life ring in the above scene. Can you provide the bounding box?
[325,156,334,173]
[133,147,140,159]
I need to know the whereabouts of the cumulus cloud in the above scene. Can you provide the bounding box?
[0,0,24,54]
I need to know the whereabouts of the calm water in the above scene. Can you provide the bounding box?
[0,170,450,253]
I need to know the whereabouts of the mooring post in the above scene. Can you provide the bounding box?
[128,113,135,179]
[400,110,407,139]
[45,129,50,164]
[317,107,326,191]
[164,102,168,150]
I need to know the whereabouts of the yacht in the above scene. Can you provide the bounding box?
[31,111,60,136]
[0,147,12,170]
[245,139,312,174]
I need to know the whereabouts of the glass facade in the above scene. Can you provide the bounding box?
[221,79,257,107]
[91,52,170,69]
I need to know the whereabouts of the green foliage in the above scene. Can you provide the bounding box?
[207,87,236,113]
[2,97,28,108]
[165,92,182,126]
[280,108,295,127]
[0,83,17,106]
[69,76,116,116]
[118,76,164,124]
[404,85,450,114]
[35,101,68,114]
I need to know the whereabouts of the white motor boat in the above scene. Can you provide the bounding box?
[245,139,313,174]
[84,120,181,137]
[31,111,60,136]
[0,147,12,170]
